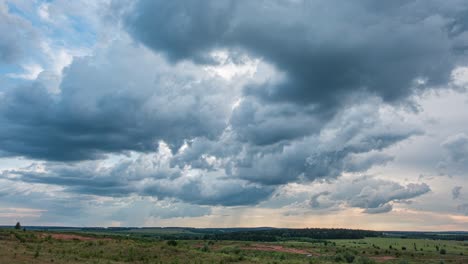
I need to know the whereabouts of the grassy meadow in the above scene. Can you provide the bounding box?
[0,228,466,264]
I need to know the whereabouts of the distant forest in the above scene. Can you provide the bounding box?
[203,228,381,242]
[4,226,467,241]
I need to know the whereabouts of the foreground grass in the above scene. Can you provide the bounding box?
[0,229,466,264]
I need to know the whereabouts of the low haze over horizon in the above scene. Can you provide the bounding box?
[0,0,467,231]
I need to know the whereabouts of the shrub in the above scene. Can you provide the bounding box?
[343,251,355,263]
[200,244,209,252]
[355,256,376,264]
[167,240,178,246]
[220,246,241,254]
[439,248,446,255]
[13,232,26,243]
[334,253,345,262]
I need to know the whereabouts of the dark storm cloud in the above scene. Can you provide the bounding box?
[124,0,468,108]
[0,42,235,160]
[2,0,459,163]
[229,98,326,145]
[168,99,420,189]
[230,101,419,185]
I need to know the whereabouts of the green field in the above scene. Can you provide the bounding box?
[0,229,466,264]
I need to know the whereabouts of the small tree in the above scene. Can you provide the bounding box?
[14,222,21,230]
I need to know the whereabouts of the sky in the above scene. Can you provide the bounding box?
[0,0,467,231]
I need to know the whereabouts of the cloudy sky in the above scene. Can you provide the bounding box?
[1,0,467,231]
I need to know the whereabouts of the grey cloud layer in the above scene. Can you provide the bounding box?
[277,176,431,214]
[439,133,468,176]
[0,178,211,225]
[2,99,419,207]
[2,143,275,206]
[125,0,468,108]
[178,100,419,185]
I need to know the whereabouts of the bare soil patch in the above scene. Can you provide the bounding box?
[43,233,110,241]
[242,244,316,255]
[370,256,396,262]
